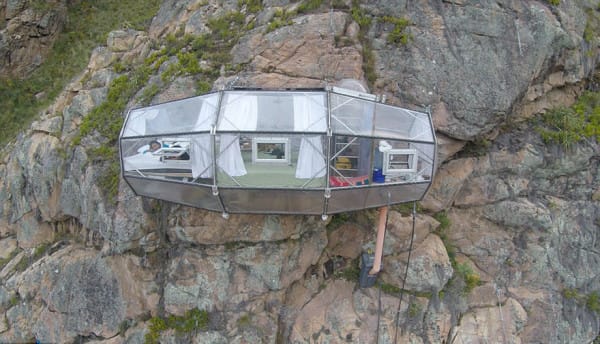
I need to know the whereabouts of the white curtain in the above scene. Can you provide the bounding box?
[217,94,258,176]
[191,95,218,179]
[293,94,327,178]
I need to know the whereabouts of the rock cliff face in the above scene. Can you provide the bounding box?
[1,0,599,343]
[0,0,67,78]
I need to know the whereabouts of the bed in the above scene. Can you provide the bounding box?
[123,139,193,178]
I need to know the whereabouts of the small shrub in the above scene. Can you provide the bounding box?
[380,16,412,45]
[408,302,422,318]
[536,91,600,148]
[362,44,377,86]
[207,11,246,42]
[393,202,422,216]
[145,317,168,344]
[587,291,600,313]
[238,0,263,13]
[196,80,213,94]
[8,295,20,307]
[455,262,481,294]
[140,84,161,105]
[267,9,295,33]
[0,250,18,270]
[351,1,371,31]
[14,256,29,272]
[461,138,491,157]
[433,211,455,262]
[32,243,50,261]
[297,0,323,14]
[331,0,349,10]
[537,107,585,148]
[433,211,450,231]
[145,309,209,344]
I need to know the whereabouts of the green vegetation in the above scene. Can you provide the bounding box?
[334,258,361,282]
[0,250,19,270]
[238,0,263,13]
[32,242,51,261]
[408,301,422,318]
[547,0,560,5]
[536,91,600,148]
[380,16,412,45]
[145,308,209,344]
[586,291,600,313]
[351,1,372,29]
[562,288,600,314]
[75,9,251,203]
[393,202,422,216]
[351,0,376,86]
[461,138,491,157]
[297,0,324,14]
[379,282,401,294]
[326,212,352,230]
[9,295,20,307]
[433,211,482,294]
[584,8,600,45]
[0,0,162,145]
[433,211,455,263]
[14,243,51,272]
[454,262,481,293]
[433,211,450,231]
[267,8,295,33]
[331,0,349,10]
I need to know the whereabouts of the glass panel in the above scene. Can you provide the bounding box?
[330,93,375,136]
[373,104,433,141]
[376,140,434,184]
[216,134,326,188]
[217,91,327,133]
[121,134,214,185]
[125,177,222,211]
[329,135,373,187]
[220,189,324,214]
[122,93,218,137]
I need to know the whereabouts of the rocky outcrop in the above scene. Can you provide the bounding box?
[0,0,67,78]
[0,0,599,343]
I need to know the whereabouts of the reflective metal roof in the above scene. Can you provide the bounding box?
[119,86,436,218]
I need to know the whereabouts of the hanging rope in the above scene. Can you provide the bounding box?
[393,201,417,343]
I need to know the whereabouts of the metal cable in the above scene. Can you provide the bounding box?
[393,201,417,343]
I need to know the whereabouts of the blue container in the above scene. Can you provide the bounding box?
[372,168,385,183]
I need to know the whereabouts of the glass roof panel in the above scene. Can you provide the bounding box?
[330,93,375,136]
[122,93,218,137]
[373,104,433,142]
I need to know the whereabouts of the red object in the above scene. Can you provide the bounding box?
[329,175,369,187]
